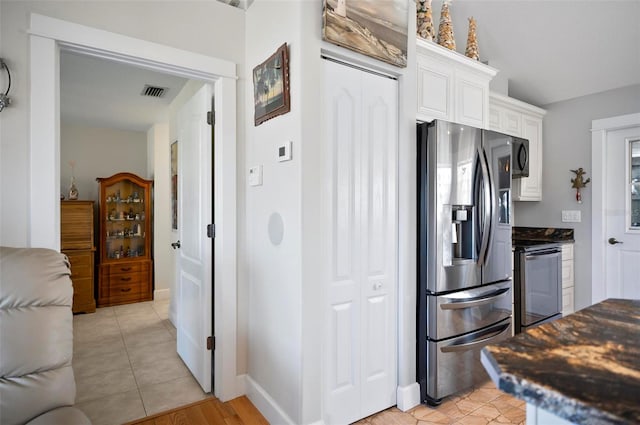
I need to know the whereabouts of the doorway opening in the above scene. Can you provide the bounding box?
[28,12,239,408]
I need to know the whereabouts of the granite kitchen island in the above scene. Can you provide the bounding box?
[481,298,640,425]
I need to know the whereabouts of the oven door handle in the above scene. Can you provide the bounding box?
[440,322,511,353]
[440,287,510,310]
[525,251,561,260]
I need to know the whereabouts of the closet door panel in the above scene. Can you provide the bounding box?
[324,60,362,425]
[360,72,398,418]
[323,60,398,424]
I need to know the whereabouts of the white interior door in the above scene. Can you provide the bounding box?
[323,60,398,424]
[176,84,213,392]
[603,124,640,300]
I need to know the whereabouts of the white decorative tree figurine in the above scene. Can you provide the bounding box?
[465,17,479,60]
[417,0,435,41]
[437,0,456,51]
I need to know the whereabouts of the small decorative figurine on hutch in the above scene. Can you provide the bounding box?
[437,0,456,51]
[96,172,153,306]
[465,17,480,60]
[570,167,591,203]
[417,0,435,41]
[68,160,79,200]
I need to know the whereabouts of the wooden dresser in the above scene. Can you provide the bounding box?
[60,200,96,313]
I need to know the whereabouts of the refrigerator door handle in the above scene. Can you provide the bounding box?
[477,147,492,265]
[440,287,510,310]
[440,322,511,353]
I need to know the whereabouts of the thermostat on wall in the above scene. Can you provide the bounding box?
[278,141,292,162]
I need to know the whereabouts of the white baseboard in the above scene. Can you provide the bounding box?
[396,382,421,412]
[245,375,295,425]
[154,288,170,300]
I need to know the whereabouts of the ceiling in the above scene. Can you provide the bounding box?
[60,51,188,132]
[60,1,640,132]
[431,0,640,106]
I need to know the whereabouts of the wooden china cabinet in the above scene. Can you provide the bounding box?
[96,172,153,307]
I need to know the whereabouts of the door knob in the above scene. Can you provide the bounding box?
[373,282,383,290]
[171,240,181,249]
[608,237,623,245]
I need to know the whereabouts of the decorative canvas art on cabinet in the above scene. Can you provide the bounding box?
[322,0,408,67]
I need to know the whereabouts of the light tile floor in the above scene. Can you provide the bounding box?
[358,380,526,425]
[73,301,525,425]
[73,300,210,425]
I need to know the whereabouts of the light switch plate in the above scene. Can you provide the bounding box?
[561,210,581,222]
[248,165,263,186]
[278,141,292,162]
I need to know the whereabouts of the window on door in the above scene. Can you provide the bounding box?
[628,138,640,229]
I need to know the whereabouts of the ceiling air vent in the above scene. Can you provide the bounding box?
[141,85,168,98]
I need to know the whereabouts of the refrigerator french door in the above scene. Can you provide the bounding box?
[417,121,514,405]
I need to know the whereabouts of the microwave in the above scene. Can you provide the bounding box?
[512,137,529,178]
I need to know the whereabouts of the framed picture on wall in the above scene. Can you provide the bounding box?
[171,140,178,230]
[253,43,290,126]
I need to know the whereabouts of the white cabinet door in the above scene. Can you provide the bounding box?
[503,109,523,136]
[455,69,488,129]
[417,56,452,122]
[323,60,398,425]
[488,104,521,137]
[513,115,543,201]
[561,244,574,315]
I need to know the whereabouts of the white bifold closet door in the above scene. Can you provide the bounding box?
[322,59,398,425]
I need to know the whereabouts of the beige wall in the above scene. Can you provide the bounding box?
[60,122,148,203]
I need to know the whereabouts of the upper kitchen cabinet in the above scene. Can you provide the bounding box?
[489,92,546,201]
[416,38,497,129]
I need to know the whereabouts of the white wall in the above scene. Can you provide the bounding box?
[0,0,245,247]
[147,122,173,295]
[245,2,418,423]
[245,2,303,422]
[60,123,147,203]
[514,84,640,310]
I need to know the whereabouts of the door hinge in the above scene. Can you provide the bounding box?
[207,111,215,126]
[207,224,215,238]
[207,336,215,350]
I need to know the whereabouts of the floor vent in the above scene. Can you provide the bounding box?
[141,85,167,98]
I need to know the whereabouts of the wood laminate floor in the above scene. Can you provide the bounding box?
[123,396,269,425]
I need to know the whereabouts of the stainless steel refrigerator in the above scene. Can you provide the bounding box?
[417,120,514,405]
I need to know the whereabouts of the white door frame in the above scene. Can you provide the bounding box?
[591,112,640,304]
[28,13,239,401]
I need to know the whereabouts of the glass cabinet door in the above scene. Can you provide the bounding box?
[104,179,147,260]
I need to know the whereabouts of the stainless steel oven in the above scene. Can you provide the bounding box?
[514,242,562,333]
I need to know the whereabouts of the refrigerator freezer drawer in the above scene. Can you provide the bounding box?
[425,318,512,402]
[426,281,512,340]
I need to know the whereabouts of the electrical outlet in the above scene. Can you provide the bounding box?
[561,210,581,222]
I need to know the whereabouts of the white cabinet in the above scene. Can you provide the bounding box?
[323,60,398,425]
[417,38,497,128]
[489,92,546,201]
[561,243,575,315]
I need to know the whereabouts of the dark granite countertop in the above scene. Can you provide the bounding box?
[513,226,574,243]
[481,299,640,425]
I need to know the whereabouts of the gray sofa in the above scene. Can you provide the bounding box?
[0,247,91,425]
